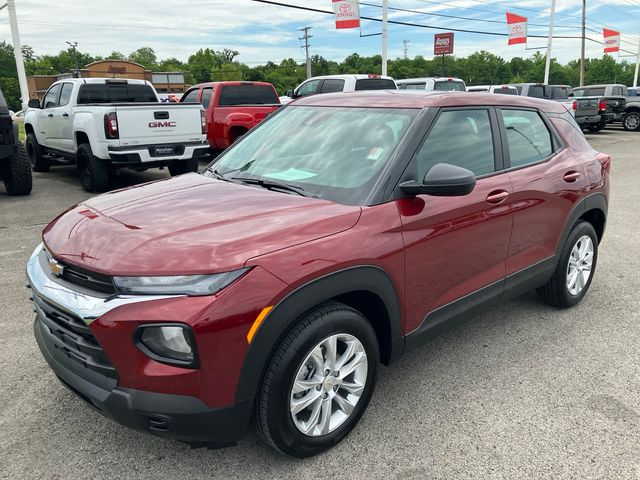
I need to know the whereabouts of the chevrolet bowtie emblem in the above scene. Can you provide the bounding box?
[48,257,65,277]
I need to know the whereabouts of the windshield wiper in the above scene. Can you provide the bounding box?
[230,175,314,198]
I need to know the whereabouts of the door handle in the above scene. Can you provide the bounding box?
[47,113,53,118]
[486,190,509,204]
[563,171,581,182]
[62,113,69,118]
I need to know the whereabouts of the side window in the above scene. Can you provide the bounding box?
[501,109,553,168]
[415,109,496,180]
[612,86,623,96]
[43,84,62,109]
[296,79,321,97]
[200,87,213,107]
[58,83,73,107]
[320,79,345,93]
[181,89,199,103]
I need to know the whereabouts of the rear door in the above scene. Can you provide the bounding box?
[398,107,513,333]
[499,107,588,278]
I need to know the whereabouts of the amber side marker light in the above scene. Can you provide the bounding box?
[247,306,273,344]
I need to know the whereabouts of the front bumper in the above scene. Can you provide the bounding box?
[26,243,252,446]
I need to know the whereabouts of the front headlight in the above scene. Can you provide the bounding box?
[113,269,249,296]
[137,324,199,368]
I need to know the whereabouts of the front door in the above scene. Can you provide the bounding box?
[39,83,61,146]
[398,107,514,334]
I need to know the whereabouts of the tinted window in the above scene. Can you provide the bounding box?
[355,78,397,90]
[77,83,157,104]
[514,85,523,94]
[527,86,546,98]
[502,109,553,168]
[552,87,570,99]
[586,87,605,96]
[219,85,279,106]
[43,84,61,108]
[321,79,345,93]
[612,86,623,96]
[468,87,489,92]
[572,88,586,97]
[200,87,213,107]
[181,89,199,103]
[399,83,426,90]
[58,83,73,107]
[434,81,466,91]
[493,87,517,95]
[297,80,321,96]
[416,109,495,179]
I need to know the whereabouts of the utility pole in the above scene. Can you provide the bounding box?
[634,36,640,88]
[403,40,410,60]
[382,0,388,76]
[66,41,79,78]
[579,0,586,86]
[544,0,557,84]
[299,27,312,79]
[4,0,29,108]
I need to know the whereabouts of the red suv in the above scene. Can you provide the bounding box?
[28,91,610,457]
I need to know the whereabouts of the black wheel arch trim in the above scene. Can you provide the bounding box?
[557,192,608,252]
[234,265,403,404]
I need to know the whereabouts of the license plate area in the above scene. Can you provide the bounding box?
[154,145,175,156]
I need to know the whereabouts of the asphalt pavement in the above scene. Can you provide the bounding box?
[1,128,639,479]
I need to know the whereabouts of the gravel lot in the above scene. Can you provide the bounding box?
[1,128,638,480]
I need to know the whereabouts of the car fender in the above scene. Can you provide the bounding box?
[72,112,107,157]
[234,265,404,404]
[556,192,608,254]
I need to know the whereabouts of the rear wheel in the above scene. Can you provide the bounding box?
[536,221,598,308]
[255,302,379,457]
[77,143,109,192]
[623,112,640,131]
[1,143,32,195]
[168,157,198,176]
[26,132,49,172]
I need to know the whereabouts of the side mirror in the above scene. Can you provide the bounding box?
[400,163,476,197]
[28,99,41,109]
[286,89,295,98]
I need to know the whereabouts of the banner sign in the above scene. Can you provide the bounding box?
[434,32,454,55]
[506,12,527,45]
[603,28,620,53]
[332,0,360,30]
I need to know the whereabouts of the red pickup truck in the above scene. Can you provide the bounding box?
[180,81,280,152]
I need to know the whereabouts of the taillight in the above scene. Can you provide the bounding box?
[572,101,577,110]
[104,112,119,139]
[598,101,607,112]
[200,109,207,134]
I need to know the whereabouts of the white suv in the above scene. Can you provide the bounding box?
[281,75,397,103]
[396,77,466,92]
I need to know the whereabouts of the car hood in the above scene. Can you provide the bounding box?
[43,174,362,276]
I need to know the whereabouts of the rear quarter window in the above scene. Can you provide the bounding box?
[219,85,279,105]
[355,79,397,90]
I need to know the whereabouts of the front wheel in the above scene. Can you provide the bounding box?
[255,302,379,457]
[623,112,640,131]
[536,221,598,308]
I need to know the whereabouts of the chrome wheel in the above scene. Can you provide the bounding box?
[566,235,594,296]
[624,113,640,130]
[290,333,368,437]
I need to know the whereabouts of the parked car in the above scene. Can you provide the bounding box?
[181,81,280,152]
[24,78,208,192]
[29,91,610,457]
[571,84,640,131]
[281,74,397,103]
[397,77,466,91]
[0,87,31,195]
[467,85,518,95]
[571,94,626,132]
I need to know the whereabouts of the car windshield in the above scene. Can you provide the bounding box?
[205,106,419,205]
[434,81,466,91]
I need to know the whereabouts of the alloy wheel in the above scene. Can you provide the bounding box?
[625,113,640,130]
[566,235,594,296]
[290,333,368,437]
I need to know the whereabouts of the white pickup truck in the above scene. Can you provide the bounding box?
[24,78,208,191]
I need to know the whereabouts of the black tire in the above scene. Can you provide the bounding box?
[536,221,598,309]
[77,143,110,192]
[26,132,49,172]
[1,143,33,195]
[623,112,640,131]
[255,302,379,457]
[168,157,198,176]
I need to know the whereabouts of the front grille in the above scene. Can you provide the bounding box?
[33,294,117,380]
[60,261,116,295]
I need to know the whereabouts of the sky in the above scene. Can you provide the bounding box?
[1,0,639,66]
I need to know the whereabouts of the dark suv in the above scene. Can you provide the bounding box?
[0,88,31,195]
[28,91,610,457]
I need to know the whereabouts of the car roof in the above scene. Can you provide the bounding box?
[54,78,150,85]
[304,74,395,81]
[573,84,626,89]
[292,90,568,113]
[396,77,464,83]
[189,81,275,88]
